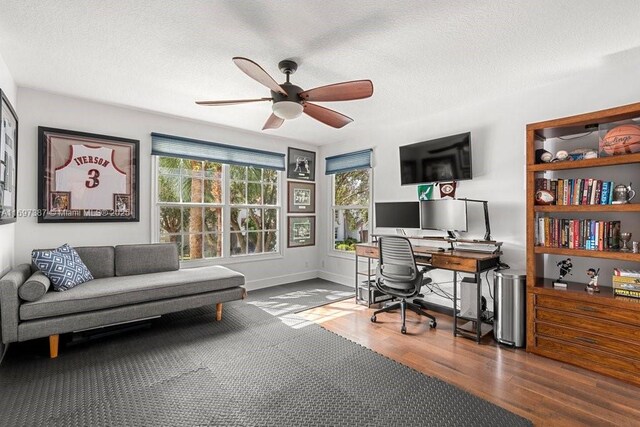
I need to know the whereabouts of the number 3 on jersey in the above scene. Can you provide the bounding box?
[86,169,100,188]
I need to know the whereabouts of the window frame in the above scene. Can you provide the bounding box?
[329,168,373,258]
[151,156,283,265]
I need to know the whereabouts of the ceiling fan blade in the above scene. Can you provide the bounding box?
[303,102,353,128]
[262,113,284,130]
[196,97,272,106]
[299,80,373,102]
[232,57,287,95]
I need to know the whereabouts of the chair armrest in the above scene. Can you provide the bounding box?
[0,264,32,344]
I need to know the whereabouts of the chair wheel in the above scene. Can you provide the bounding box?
[430,320,437,328]
[370,315,376,323]
[401,326,407,334]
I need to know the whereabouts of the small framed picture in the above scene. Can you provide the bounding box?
[287,216,316,248]
[0,89,18,225]
[288,181,315,214]
[38,127,139,223]
[287,147,315,181]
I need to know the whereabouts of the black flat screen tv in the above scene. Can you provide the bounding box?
[399,132,472,185]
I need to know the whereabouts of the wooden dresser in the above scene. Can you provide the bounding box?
[529,281,640,386]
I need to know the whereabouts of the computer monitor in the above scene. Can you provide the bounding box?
[420,199,468,233]
[375,202,420,228]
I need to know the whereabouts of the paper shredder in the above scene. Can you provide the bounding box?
[493,270,526,347]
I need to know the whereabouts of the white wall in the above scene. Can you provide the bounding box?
[319,54,640,308]
[15,88,320,289]
[0,52,17,276]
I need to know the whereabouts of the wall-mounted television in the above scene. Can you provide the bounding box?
[399,132,472,185]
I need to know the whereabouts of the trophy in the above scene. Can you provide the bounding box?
[620,232,632,252]
[586,268,600,293]
[553,258,572,288]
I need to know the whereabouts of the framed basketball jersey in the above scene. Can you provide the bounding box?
[38,127,139,222]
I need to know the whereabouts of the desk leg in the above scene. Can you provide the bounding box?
[476,272,482,343]
[452,271,457,337]
[354,253,359,302]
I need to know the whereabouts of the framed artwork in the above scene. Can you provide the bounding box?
[0,90,18,225]
[287,216,315,248]
[287,147,315,181]
[288,181,315,213]
[37,127,140,223]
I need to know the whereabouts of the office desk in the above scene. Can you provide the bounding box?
[355,243,500,342]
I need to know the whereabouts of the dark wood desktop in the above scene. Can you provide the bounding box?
[355,241,501,342]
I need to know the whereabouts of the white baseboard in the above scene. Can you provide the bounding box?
[244,270,321,291]
[317,270,354,288]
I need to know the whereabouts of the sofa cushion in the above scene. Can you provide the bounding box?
[32,246,115,279]
[20,265,244,320]
[32,244,94,291]
[75,246,115,279]
[18,272,51,302]
[115,243,179,276]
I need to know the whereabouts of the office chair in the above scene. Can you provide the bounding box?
[370,235,437,334]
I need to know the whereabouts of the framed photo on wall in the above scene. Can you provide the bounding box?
[287,147,315,181]
[0,89,18,225]
[37,127,140,223]
[287,216,315,248]
[288,181,315,213]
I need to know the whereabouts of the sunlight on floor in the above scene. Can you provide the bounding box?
[297,299,367,325]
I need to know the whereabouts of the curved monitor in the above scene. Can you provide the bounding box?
[400,132,472,185]
[420,199,468,232]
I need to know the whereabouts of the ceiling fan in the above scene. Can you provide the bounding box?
[196,57,374,130]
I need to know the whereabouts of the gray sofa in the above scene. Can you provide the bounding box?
[0,243,246,358]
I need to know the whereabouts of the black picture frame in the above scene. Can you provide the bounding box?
[0,89,18,225]
[287,216,316,248]
[288,181,315,214]
[287,147,315,181]
[37,127,140,223]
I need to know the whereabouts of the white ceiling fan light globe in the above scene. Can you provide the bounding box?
[272,101,303,120]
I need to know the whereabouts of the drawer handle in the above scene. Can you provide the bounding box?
[577,305,596,312]
[576,336,597,344]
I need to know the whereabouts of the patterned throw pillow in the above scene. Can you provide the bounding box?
[32,244,94,291]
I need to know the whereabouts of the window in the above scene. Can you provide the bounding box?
[229,165,279,256]
[332,169,371,252]
[156,157,280,261]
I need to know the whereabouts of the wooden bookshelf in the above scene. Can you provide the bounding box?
[534,204,640,212]
[526,102,640,387]
[533,246,640,261]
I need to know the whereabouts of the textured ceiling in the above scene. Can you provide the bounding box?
[1,0,640,145]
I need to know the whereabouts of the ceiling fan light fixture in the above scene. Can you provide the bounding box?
[272,101,303,120]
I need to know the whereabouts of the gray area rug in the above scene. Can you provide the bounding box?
[0,298,531,426]
[246,278,354,316]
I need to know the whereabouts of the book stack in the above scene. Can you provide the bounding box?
[535,178,615,205]
[612,269,640,299]
[537,217,621,250]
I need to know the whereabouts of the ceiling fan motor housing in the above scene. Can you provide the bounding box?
[271,83,303,105]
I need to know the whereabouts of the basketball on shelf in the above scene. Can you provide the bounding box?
[600,124,640,155]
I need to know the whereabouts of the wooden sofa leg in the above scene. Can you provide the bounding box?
[49,335,59,359]
[216,303,223,321]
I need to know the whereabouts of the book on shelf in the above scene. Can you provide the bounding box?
[535,217,621,250]
[612,278,640,291]
[613,288,640,299]
[613,268,640,277]
[534,178,615,206]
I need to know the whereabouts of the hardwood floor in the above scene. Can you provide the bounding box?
[300,299,640,427]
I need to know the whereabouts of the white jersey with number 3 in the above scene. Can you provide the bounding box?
[55,145,127,210]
